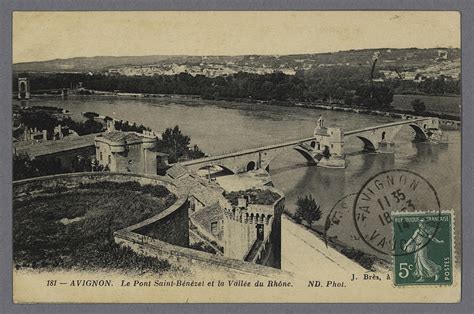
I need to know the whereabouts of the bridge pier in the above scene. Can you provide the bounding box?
[311,126,346,168]
[377,141,396,154]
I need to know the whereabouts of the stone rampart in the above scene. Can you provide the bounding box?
[114,229,288,277]
[13,172,179,198]
[13,172,288,277]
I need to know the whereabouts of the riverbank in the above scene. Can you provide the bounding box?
[293,102,460,130]
[23,90,461,130]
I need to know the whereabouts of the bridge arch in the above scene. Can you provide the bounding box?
[408,123,428,141]
[293,146,318,165]
[257,144,321,172]
[197,164,235,176]
[356,136,376,152]
[246,161,256,171]
[19,81,26,93]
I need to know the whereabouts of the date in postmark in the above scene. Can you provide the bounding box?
[392,212,453,286]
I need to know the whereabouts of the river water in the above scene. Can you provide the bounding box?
[17,97,461,222]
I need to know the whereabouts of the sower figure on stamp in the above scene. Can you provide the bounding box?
[403,218,444,282]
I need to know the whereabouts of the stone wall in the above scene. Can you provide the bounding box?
[13,172,179,199]
[132,197,189,247]
[223,186,285,268]
[13,172,288,277]
[114,230,288,278]
[36,146,96,172]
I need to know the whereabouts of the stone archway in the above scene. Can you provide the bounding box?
[246,161,256,171]
[409,124,428,141]
[356,135,377,152]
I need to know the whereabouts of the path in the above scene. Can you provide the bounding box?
[281,216,367,276]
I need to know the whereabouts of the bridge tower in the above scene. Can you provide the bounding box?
[17,78,30,100]
[312,124,346,168]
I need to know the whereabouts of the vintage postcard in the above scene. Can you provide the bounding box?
[12,11,461,303]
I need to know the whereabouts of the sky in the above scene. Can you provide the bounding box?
[13,11,460,63]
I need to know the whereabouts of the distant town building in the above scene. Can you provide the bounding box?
[107,69,121,76]
[106,63,297,78]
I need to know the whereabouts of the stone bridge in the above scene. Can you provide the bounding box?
[180,137,316,174]
[180,117,443,173]
[346,117,443,153]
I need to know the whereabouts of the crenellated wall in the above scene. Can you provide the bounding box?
[221,186,285,268]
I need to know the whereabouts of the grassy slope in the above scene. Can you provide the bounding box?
[13,182,177,272]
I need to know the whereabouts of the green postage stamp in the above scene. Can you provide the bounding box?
[393,212,453,286]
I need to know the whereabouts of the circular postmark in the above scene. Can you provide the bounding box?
[325,193,360,246]
[353,169,441,256]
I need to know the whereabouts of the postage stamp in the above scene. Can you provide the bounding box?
[392,212,453,286]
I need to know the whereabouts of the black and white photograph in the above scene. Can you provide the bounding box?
[10,11,461,303]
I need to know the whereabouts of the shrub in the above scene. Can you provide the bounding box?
[411,99,426,114]
[295,194,322,227]
[340,247,378,270]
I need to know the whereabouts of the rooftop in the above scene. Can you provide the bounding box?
[166,164,189,180]
[190,203,224,240]
[176,175,225,207]
[14,133,98,158]
[98,131,152,144]
[225,188,281,207]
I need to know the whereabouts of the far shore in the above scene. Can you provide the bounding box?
[17,91,461,129]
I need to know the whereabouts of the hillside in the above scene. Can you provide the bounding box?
[13,48,460,74]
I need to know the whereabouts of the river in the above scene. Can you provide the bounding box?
[17,97,461,222]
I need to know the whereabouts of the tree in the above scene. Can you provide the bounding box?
[82,112,99,119]
[13,153,35,181]
[295,194,322,227]
[157,125,204,163]
[411,99,426,115]
[355,84,394,108]
[19,111,59,133]
[13,153,64,180]
[159,126,190,163]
